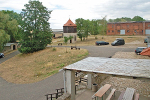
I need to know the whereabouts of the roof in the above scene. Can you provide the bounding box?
[4,43,17,46]
[52,29,63,32]
[107,21,150,24]
[64,57,150,79]
[63,19,77,27]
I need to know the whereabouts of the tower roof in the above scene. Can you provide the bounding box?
[63,19,77,27]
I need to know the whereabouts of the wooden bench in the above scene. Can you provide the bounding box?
[122,88,135,100]
[106,88,116,100]
[58,43,62,46]
[94,84,111,100]
[71,46,80,50]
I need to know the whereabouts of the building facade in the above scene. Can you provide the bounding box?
[107,21,150,35]
[52,29,63,38]
[63,19,77,43]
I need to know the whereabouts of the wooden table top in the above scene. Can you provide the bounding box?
[95,84,111,97]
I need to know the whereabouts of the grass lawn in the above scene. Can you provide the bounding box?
[0,47,88,84]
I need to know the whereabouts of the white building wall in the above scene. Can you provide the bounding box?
[63,33,77,43]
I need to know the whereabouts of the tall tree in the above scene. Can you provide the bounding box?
[1,10,19,42]
[2,10,22,41]
[0,11,10,52]
[76,18,90,41]
[19,0,52,53]
[64,36,73,53]
[90,19,99,37]
[132,16,145,21]
[76,18,84,41]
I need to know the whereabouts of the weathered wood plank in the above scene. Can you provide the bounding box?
[106,88,116,100]
[118,91,125,100]
[134,93,139,100]
[122,88,135,100]
[95,84,111,97]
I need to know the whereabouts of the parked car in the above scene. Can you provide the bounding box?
[111,38,125,46]
[135,47,147,55]
[144,38,148,43]
[0,53,4,58]
[95,41,109,45]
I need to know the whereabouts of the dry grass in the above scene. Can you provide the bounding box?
[51,35,147,46]
[0,47,88,84]
[112,52,150,59]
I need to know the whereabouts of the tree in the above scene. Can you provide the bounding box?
[64,36,73,53]
[18,0,52,53]
[132,16,145,21]
[90,19,99,38]
[1,10,19,42]
[0,30,10,52]
[76,18,84,41]
[76,18,90,41]
[2,10,23,41]
[0,11,14,52]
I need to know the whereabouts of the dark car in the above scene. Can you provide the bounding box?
[95,41,109,45]
[0,53,4,58]
[135,47,147,55]
[144,38,148,43]
[111,38,125,46]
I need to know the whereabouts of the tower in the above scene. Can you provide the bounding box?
[63,19,77,43]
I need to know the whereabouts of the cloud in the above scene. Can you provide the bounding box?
[0,0,150,29]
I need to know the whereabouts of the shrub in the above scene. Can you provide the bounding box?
[52,47,56,51]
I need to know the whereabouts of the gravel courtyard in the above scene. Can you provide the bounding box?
[100,52,150,97]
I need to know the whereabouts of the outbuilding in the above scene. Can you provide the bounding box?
[63,57,150,100]
[4,43,18,51]
[63,19,77,43]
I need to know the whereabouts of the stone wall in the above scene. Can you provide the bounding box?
[93,74,110,89]
[56,93,71,100]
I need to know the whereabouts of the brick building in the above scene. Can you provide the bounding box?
[107,21,150,35]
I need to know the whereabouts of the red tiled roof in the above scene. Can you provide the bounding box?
[63,19,77,27]
[140,47,150,56]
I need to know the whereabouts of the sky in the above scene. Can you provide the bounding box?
[0,0,150,29]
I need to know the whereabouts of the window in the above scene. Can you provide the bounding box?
[127,25,129,28]
[127,30,129,32]
[108,30,110,32]
[118,30,120,32]
[112,25,113,28]
[112,30,114,32]
[148,25,150,27]
[134,30,137,33]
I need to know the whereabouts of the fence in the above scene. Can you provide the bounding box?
[45,88,64,100]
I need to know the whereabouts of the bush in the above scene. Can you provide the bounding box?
[52,47,56,51]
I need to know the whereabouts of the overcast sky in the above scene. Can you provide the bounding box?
[0,0,150,29]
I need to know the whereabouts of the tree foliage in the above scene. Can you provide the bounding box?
[64,36,73,53]
[0,11,15,52]
[76,17,107,41]
[132,16,145,21]
[108,16,145,22]
[1,10,19,42]
[76,18,91,41]
[18,0,52,53]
